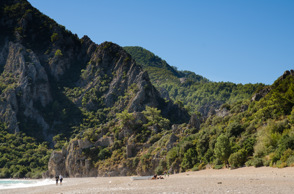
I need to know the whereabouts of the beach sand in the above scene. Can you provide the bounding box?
[2,166,294,194]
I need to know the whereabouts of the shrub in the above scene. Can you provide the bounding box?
[226,122,244,137]
[55,49,63,57]
[252,158,263,167]
[192,166,199,171]
[155,165,164,175]
[213,164,223,169]
[0,168,10,178]
[228,149,247,168]
[166,147,179,168]
[280,149,293,162]
[277,162,287,168]
[286,156,294,166]
[51,32,59,42]
[148,134,162,144]
[245,158,263,167]
[132,157,140,168]
[181,148,198,170]
[198,162,206,170]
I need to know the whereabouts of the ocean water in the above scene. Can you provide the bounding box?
[0,179,54,190]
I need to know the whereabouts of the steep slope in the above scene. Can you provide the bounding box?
[47,70,294,177]
[124,46,264,116]
[151,70,294,172]
[123,46,182,77]
[2,0,293,179]
[0,0,86,141]
[0,0,191,178]
[0,0,189,143]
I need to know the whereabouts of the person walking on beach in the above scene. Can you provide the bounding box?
[59,174,63,185]
[55,175,59,185]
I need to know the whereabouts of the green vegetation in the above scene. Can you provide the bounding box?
[51,32,59,42]
[157,73,294,171]
[1,0,294,179]
[142,106,170,129]
[82,71,293,174]
[0,123,52,178]
[124,46,263,115]
[214,134,231,165]
[55,49,63,57]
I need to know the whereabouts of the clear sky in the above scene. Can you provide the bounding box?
[27,0,294,85]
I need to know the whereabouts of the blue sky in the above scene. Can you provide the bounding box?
[28,0,294,84]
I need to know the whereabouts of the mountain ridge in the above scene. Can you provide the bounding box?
[0,0,189,142]
[1,0,294,179]
[123,46,264,116]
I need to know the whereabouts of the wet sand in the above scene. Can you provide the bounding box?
[3,167,294,194]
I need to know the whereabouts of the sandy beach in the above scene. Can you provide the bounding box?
[2,167,294,194]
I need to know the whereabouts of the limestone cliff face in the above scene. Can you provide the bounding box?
[0,41,52,136]
[47,137,165,177]
[74,41,190,123]
[1,0,191,177]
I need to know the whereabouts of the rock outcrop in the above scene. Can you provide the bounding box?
[188,114,201,131]
[0,41,52,136]
[251,87,271,102]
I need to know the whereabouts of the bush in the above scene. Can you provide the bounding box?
[252,158,263,167]
[55,49,63,57]
[226,122,244,137]
[198,162,206,170]
[213,164,223,169]
[228,149,247,168]
[166,147,179,168]
[280,149,293,162]
[148,134,162,144]
[192,166,199,171]
[286,156,294,166]
[0,168,10,178]
[277,162,287,168]
[181,148,198,170]
[155,165,164,175]
[245,158,263,167]
[51,32,59,42]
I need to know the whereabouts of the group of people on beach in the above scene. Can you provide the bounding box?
[151,171,170,180]
[55,174,63,185]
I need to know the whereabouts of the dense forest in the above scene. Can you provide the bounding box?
[124,46,264,116]
[0,0,294,178]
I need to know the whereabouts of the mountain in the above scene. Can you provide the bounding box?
[124,46,264,116]
[1,0,294,179]
[0,0,189,140]
[47,69,294,177]
[0,0,189,178]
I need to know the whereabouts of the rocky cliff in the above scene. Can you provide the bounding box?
[0,0,189,143]
[1,0,191,177]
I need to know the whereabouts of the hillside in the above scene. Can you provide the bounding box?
[124,46,264,116]
[1,0,294,179]
[46,69,294,178]
[0,0,189,178]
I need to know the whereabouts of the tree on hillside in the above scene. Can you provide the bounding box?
[116,110,135,129]
[214,134,231,165]
[142,106,170,129]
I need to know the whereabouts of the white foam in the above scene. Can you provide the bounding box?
[0,179,55,190]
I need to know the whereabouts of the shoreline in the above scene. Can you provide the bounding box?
[0,179,54,190]
[2,166,294,194]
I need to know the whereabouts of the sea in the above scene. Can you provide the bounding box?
[0,179,54,190]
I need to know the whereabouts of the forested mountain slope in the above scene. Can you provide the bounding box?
[124,46,264,116]
[1,0,293,179]
[0,0,188,178]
